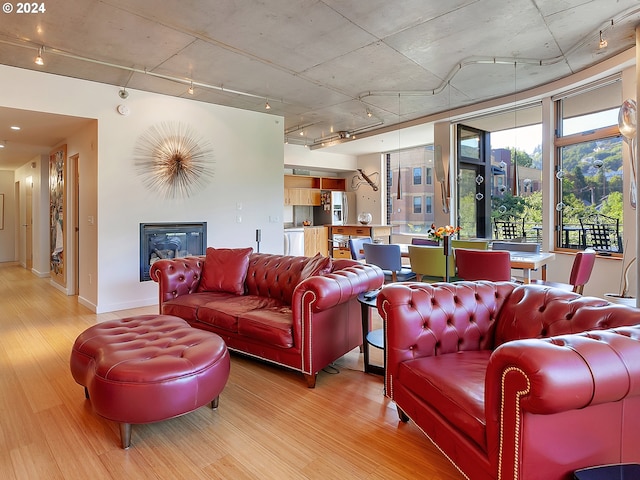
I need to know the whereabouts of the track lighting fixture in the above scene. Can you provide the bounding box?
[265,100,271,110]
[599,30,608,49]
[118,88,129,99]
[34,46,44,65]
[188,81,194,95]
[366,109,372,118]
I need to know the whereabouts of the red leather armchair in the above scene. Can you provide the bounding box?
[378,281,640,480]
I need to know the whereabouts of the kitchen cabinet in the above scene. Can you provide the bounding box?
[328,224,394,259]
[284,188,321,206]
[304,226,328,257]
[284,174,344,206]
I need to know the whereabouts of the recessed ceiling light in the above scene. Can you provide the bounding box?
[10,126,20,130]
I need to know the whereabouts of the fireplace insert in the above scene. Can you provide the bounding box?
[140,222,207,281]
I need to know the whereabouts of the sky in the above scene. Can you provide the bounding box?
[490,108,620,155]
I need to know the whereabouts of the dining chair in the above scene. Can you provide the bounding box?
[348,236,372,261]
[411,237,439,246]
[531,249,596,294]
[363,243,416,283]
[579,213,622,253]
[455,249,512,281]
[407,245,455,282]
[451,239,489,250]
[493,216,526,240]
[492,241,540,253]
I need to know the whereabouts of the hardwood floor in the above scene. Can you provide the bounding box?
[0,263,464,480]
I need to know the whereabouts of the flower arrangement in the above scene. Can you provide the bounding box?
[428,223,461,241]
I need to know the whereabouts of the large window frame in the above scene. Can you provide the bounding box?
[553,78,624,255]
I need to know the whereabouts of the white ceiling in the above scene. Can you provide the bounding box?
[0,0,639,169]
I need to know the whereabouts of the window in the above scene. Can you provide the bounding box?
[426,167,432,185]
[413,167,422,185]
[387,146,436,234]
[554,79,623,253]
[489,113,543,242]
[413,196,422,214]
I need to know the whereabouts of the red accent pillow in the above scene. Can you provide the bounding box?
[299,253,333,281]
[198,247,253,294]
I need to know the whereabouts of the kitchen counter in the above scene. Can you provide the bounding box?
[328,224,394,258]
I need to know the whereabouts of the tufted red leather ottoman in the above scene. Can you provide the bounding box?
[70,314,230,448]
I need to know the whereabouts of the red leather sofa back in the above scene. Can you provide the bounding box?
[494,284,637,348]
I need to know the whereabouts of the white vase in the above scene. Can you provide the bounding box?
[604,293,637,307]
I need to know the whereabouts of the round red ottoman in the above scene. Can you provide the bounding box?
[70,314,230,448]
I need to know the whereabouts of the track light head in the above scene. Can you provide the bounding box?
[34,47,44,66]
[118,88,129,99]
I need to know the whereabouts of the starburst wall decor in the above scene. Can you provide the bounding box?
[134,122,215,199]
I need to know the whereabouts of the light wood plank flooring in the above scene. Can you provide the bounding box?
[0,263,464,479]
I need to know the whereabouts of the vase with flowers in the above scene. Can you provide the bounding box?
[428,223,461,243]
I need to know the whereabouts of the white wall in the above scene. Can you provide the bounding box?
[354,153,385,224]
[1,64,284,313]
[284,144,357,172]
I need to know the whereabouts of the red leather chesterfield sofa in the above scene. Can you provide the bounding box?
[377,281,640,480]
[150,248,383,387]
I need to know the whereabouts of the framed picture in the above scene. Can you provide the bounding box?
[0,193,4,230]
[50,144,67,285]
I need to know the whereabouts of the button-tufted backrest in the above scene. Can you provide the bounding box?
[493,284,640,347]
[381,281,518,355]
[244,253,335,305]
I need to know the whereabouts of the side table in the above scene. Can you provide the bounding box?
[357,291,384,375]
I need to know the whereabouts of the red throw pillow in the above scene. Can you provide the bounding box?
[198,247,253,294]
[299,253,333,281]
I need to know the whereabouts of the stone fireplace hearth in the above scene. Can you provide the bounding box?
[140,222,207,281]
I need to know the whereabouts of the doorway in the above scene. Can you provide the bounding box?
[456,125,491,238]
[26,178,32,270]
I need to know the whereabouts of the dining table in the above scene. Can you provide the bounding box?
[398,244,555,284]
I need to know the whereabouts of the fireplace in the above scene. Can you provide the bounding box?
[140,222,207,281]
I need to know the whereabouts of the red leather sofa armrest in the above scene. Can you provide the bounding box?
[149,256,204,306]
[487,325,640,418]
[292,262,384,312]
[485,325,640,479]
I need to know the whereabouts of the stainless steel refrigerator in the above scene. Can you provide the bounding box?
[313,190,357,225]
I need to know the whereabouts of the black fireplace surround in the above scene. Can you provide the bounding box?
[140,222,207,281]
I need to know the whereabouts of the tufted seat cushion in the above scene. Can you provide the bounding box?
[70,314,230,448]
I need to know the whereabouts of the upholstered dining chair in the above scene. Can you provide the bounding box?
[411,237,439,246]
[348,236,372,261]
[363,243,416,283]
[407,245,455,282]
[455,248,512,281]
[532,249,596,294]
[451,239,489,250]
[492,241,540,253]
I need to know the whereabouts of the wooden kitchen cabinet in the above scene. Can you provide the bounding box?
[304,226,328,257]
[284,174,343,206]
[284,188,321,206]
